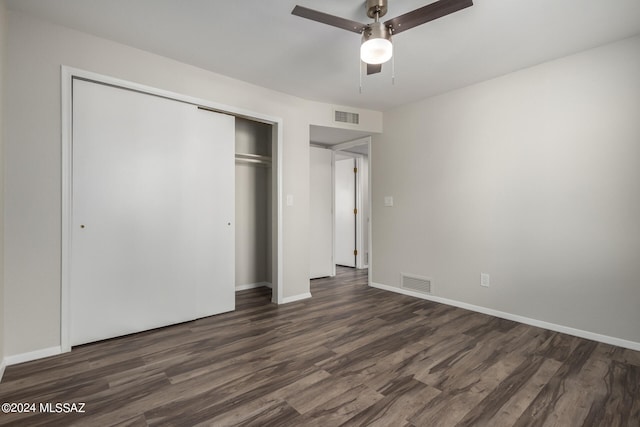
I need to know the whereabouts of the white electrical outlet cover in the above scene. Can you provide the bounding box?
[480,273,490,287]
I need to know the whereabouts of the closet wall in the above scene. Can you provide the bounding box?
[235,118,272,290]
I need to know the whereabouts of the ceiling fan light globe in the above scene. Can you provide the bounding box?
[360,38,393,64]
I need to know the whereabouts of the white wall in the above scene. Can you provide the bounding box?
[235,118,271,288]
[307,101,382,135]
[3,10,382,358]
[309,146,333,278]
[0,0,7,376]
[373,35,640,346]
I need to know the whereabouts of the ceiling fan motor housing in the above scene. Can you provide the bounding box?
[361,21,393,64]
[363,22,392,43]
[366,0,388,19]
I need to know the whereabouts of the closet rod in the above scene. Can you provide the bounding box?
[235,157,271,166]
[235,152,272,166]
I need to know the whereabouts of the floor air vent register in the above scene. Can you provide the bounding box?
[401,273,432,294]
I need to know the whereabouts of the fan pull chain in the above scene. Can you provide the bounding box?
[359,60,363,94]
[391,45,395,85]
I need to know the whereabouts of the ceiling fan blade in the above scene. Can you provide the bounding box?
[367,63,383,75]
[384,0,473,35]
[292,5,366,34]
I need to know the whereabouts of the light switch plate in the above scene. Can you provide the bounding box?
[384,196,394,207]
[286,194,294,206]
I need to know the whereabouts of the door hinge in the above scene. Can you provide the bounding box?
[354,249,358,256]
[354,167,358,173]
[353,208,358,215]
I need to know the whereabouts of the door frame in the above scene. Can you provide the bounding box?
[333,154,358,268]
[60,66,284,352]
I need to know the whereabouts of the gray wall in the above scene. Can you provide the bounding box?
[236,118,272,288]
[309,146,333,278]
[0,0,7,374]
[372,35,640,345]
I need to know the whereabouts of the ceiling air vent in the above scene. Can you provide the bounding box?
[401,273,432,294]
[334,110,359,125]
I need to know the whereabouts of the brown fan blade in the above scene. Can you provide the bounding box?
[292,5,366,34]
[384,0,473,35]
[367,63,383,75]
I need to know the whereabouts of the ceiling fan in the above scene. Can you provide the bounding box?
[292,0,473,75]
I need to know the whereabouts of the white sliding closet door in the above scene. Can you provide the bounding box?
[71,79,234,346]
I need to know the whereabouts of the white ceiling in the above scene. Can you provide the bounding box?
[6,0,640,113]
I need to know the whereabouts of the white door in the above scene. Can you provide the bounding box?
[71,79,235,346]
[309,147,334,278]
[335,157,356,267]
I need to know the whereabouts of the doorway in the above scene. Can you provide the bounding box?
[333,139,370,271]
[309,130,371,281]
[334,154,356,267]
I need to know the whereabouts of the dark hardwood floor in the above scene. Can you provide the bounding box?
[1,267,639,426]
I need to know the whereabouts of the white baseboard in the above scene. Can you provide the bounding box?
[0,359,6,382]
[370,282,640,352]
[281,292,312,304]
[236,281,272,291]
[4,346,62,367]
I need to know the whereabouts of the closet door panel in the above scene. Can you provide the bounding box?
[71,79,234,346]
[192,108,235,318]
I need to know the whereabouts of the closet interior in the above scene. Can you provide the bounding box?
[235,118,273,295]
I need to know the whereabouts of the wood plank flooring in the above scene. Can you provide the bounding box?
[1,267,639,426]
